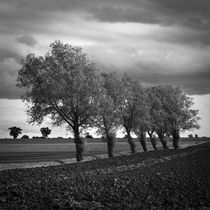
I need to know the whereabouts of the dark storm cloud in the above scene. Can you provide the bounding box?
[1,0,209,38]
[0,46,24,99]
[89,6,160,24]
[90,0,210,30]
[1,0,210,31]
[0,86,23,99]
[96,56,210,96]
[137,71,210,95]
[16,35,37,47]
[0,0,209,99]
[0,48,21,63]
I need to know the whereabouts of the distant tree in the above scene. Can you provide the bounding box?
[21,135,29,139]
[17,41,102,161]
[32,136,42,139]
[40,127,51,138]
[8,126,22,139]
[85,133,93,138]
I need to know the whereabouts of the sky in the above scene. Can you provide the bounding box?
[0,0,210,138]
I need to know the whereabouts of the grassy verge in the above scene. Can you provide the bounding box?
[0,143,209,209]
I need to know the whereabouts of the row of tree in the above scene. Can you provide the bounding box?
[17,41,200,161]
[8,127,51,139]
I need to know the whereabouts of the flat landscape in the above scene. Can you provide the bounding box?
[0,138,208,163]
[0,142,209,209]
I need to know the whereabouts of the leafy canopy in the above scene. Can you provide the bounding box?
[147,85,200,136]
[17,41,102,136]
[40,127,51,138]
[93,72,121,137]
[8,126,22,139]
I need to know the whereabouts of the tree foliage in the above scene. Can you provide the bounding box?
[40,127,51,138]
[118,74,146,153]
[92,72,121,157]
[133,89,150,152]
[8,126,22,139]
[16,40,200,155]
[147,85,200,149]
[17,41,102,161]
[94,73,120,135]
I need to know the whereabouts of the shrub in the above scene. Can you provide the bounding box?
[21,135,29,139]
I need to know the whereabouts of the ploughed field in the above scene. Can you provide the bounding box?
[0,142,209,209]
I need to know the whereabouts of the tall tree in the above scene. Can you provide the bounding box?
[147,86,169,149]
[93,72,121,157]
[133,110,150,152]
[40,127,51,138]
[147,85,200,149]
[158,85,200,149]
[17,41,102,161]
[8,126,22,139]
[119,74,143,153]
[133,88,150,152]
[146,87,163,150]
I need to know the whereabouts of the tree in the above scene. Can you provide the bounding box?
[119,74,143,153]
[92,72,121,157]
[147,86,170,149]
[134,115,150,152]
[8,126,22,139]
[17,41,102,161]
[21,135,29,139]
[147,85,200,149]
[85,133,93,138]
[145,87,163,150]
[40,127,51,138]
[158,85,200,149]
[133,88,150,152]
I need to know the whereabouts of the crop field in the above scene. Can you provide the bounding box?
[0,138,209,163]
[0,142,209,209]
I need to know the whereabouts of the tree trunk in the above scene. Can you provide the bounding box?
[139,132,147,152]
[157,132,169,150]
[126,132,136,153]
[75,139,84,162]
[172,129,180,149]
[106,135,115,158]
[73,127,84,162]
[148,132,158,151]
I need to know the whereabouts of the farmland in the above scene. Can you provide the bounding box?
[0,142,209,209]
[0,138,208,163]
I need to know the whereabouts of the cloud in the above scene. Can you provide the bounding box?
[16,35,37,47]
[131,70,210,95]
[89,0,210,30]
[0,0,209,138]
[1,0,210,34]
[86,39,210,95]
[0,56,24,99]
[0,35,26,99]
[0,0,210,99]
